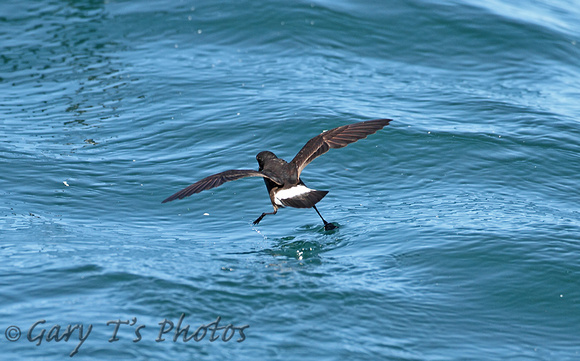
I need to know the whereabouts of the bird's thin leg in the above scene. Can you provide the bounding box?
[313,205,337,231]
[253,208,277,225]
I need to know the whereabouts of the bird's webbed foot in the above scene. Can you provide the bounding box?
[253,208,278,225]
[324,222,338,231]
[253,213,267,225]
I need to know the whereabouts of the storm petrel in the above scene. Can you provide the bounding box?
[162,118,392,230]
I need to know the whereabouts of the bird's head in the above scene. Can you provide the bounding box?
[256,151,277,169]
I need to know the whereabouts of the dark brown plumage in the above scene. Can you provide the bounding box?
[161,170,273,202]
[290,119,392,175]
[162,118,392,230]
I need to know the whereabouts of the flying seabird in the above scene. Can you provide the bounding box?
[162,118,392,230]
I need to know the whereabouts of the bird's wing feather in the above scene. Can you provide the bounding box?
[162,169,278,203]
[290,118,392,175]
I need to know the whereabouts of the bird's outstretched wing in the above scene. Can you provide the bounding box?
[162,169,279,203]
[290,118,392,176]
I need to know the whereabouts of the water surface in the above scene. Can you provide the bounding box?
[1,0,579,359]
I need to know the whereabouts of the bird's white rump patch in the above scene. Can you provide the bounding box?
[274,185,314,206]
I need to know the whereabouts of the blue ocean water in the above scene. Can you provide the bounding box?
[1,0,579,359]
